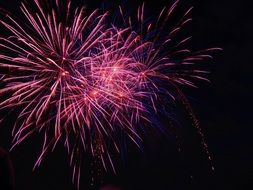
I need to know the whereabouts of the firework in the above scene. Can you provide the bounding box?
[0,0,221,187]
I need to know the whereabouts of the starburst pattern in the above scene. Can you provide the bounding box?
[0,0,220,186]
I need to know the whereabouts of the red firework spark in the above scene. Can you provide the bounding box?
[0,0,221,187]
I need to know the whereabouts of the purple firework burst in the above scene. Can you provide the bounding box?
[0,0,221,187]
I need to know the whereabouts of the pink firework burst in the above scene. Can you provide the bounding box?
[0,0,221,187]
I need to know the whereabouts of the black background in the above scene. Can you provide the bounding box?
[0,0,252,189]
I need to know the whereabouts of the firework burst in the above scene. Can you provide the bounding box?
[0,0,221,187]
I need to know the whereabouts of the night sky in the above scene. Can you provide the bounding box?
[0,0,252,190]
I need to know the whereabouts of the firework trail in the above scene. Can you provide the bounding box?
[0,0,221,187]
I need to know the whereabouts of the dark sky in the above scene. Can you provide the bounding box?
[0,0,252,190]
